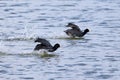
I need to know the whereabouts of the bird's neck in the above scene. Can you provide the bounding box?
[52,45,58,51]
[48,45,58,52]
[82,31,88,36]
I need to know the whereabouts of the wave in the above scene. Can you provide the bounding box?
[0,50,59,58]
[0,33,85,41]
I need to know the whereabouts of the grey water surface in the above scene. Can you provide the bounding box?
[0,0,120,80]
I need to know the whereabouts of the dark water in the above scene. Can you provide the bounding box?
[0,0,120,80]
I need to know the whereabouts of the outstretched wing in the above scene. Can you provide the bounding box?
[34,44,42,50]
[34,38,52,47]
[34,43,50,50]
[66,23,81,31]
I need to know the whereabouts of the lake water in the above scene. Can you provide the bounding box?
[0,0,120,80]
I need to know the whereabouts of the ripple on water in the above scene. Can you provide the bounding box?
[109,68,119,73]
[74,63,87,66]
[0,0,120,80]
[20,77,34,80]
[84,70,97,75]
[10,3,30,7]
[96,74,113,79]
[0,70,8,74]
[0,3,7,7]
[4,8,14,12]
[104,55,120,62]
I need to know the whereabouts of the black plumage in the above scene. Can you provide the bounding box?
[34,38,60,52]
[64,23,89,38]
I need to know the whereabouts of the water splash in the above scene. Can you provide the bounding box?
[23,26,37,40]
[0,26,37,41]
